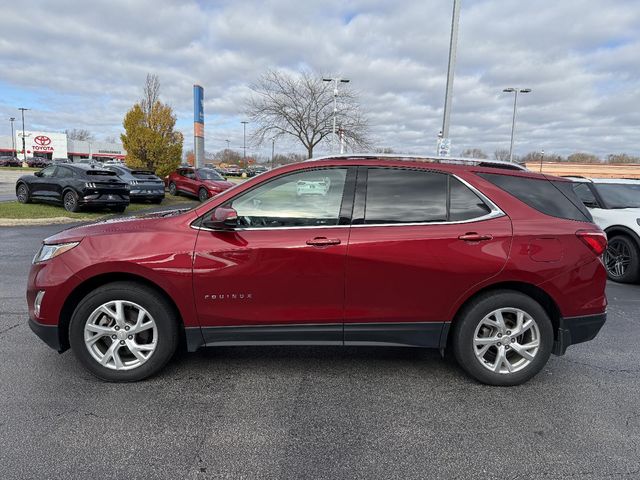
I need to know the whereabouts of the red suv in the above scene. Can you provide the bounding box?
[27,156,607,385]
[167,167,234,201]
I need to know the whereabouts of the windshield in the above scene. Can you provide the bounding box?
[595,183,640,208]
[197,168,224,180]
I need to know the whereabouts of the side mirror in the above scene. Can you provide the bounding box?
[202,206,238,230]
[34,171,43,177]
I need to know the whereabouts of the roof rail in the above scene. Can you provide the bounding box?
[307,153,527,171]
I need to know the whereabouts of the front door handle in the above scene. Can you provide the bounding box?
[458,232,493,242]
[306,237,341,247]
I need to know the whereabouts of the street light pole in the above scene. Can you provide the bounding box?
[18,108,30,166]
[9,117,16,156]
[322,77,350,153]
[502,88,531,162]
[271,137,275,169]
[440,0,461,156]
[225,139,230,150]
[240,121,248,168]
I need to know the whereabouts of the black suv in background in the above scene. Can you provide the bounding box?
[16,164,130,212]
[103,165,165,203]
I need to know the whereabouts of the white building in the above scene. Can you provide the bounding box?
[0,131,126,162]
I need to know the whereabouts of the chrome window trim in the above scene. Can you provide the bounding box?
[192,172,505,232]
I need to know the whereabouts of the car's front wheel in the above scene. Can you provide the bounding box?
[16,183,31,203]
[452,290,553,386]
[69,282,178,382]
[603,235,639,283]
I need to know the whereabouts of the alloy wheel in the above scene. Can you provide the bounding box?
[199,188,208,202]
[473,307,541,374]
[84,300,158,371]
[604,239,631,278]
[64,192,77,211]
[17,184,28,202]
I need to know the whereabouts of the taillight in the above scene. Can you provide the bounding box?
[576,230,607,256]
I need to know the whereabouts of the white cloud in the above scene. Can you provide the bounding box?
[0,0,639,158]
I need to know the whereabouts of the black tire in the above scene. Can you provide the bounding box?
[112,205,127,213]
[168,182,177,196]
[452,290,553,386]
[198,187,209,202]
[63,190,80,212]
[16,182,31,203]
[152,197,164,204]
[69,281,178,382]
[604,235,640,283]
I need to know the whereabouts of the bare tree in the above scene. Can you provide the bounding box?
[246,69,371,158]
[141,73,161,125]
[104,135,118,144]
[65,128,94,142]
[461,148,488,159]
[567,152,600,163]
[606,153,640,164]
[494,149,510,161]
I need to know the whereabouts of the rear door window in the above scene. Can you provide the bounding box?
[364,169,448,224]
[362,168,492,225]
[449,177,491,221]
[478,173,592,222]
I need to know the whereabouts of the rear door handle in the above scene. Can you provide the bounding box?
[458,232,493,242]
[306,237,341,247]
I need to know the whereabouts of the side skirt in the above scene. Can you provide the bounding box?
[185,322,449,352]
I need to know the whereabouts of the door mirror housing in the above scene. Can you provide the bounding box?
[34,171,43,177]
[202,206,238,230]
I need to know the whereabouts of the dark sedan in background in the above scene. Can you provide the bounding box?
[103,165,165,203]
[0,155,21,167]
[15,164,130,212]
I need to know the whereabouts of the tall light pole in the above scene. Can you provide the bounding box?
[271,137,275,169]
[225,139,230,150]
[439,0,461,157]
[322,77,350,154]
[9,117,16,156]
[18,108,30,166]
[502,87,531,162]
[240,121,248,168]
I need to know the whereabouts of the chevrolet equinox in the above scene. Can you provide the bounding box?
[27,155,608,385]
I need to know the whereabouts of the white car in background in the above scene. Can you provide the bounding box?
[568,177,640,283]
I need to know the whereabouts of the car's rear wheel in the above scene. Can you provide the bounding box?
[63,190,79,212]
[69,281,178,382]
[452,290,553,386]
[168,182,177,196]
[16,183,31,203]
[198,187,209,202]
[603,235,639,283]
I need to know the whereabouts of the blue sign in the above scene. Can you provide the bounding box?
[193,85,204,124]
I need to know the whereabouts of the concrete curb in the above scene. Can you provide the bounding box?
[0,217,93,227]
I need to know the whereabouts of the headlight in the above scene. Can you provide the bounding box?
[85,182,97,188]
[33,242,80,264]
[129,180,139,185]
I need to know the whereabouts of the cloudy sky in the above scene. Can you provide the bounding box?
[0,0,639,159]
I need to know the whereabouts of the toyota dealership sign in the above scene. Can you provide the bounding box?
[16,131,68,158]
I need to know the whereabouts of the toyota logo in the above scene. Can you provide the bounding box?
[34,136,51,146]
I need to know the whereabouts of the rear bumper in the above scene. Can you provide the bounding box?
[29,317,63,352]
[552,312,606,355]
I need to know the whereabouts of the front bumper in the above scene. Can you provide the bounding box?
[552,312,607,355]
[29,317,63,352]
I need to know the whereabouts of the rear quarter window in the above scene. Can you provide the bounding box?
[478,173,592,222]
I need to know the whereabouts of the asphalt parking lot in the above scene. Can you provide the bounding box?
[1,224,639,480]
